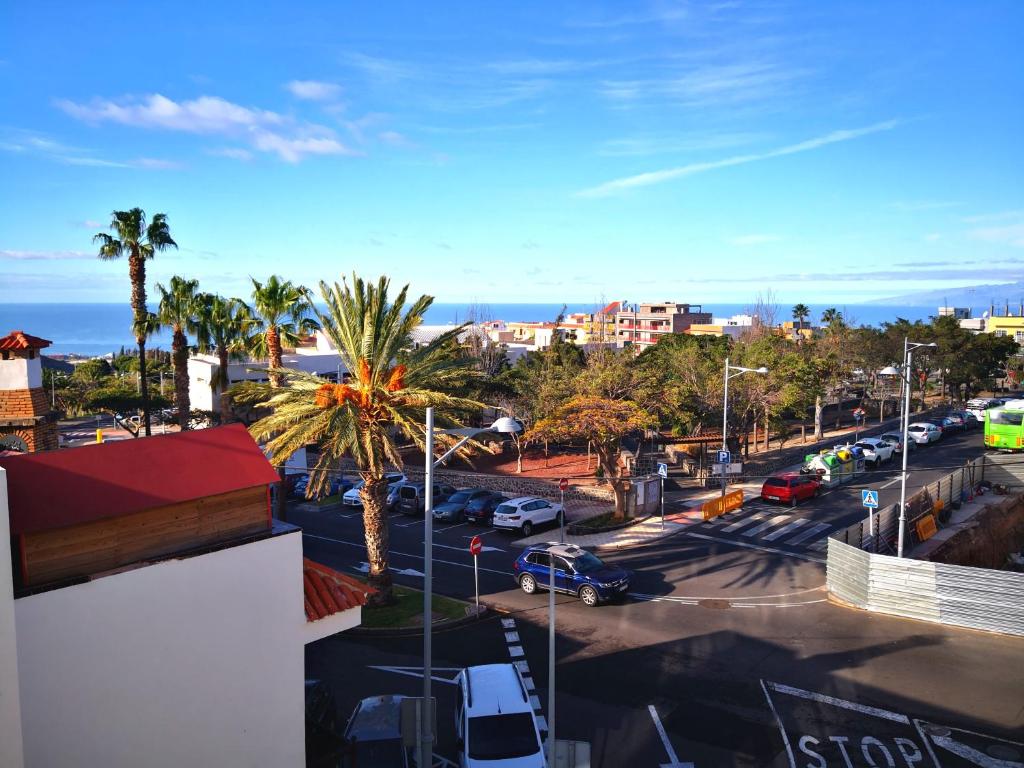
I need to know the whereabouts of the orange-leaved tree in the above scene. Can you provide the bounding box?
[527,395,654,520]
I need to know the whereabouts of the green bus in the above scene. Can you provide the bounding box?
[984,399,1024,450]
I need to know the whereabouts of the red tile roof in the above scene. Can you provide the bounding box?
[0,424,280,536]
[0,330,52,351]
[303,558,374,622]
[600,301,621,316]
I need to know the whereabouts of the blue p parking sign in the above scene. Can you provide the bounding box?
[862,489,879,508]
[717,450,731,465]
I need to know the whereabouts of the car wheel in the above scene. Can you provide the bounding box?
[520,574,537,595]
[579,585,599,607]
[521,521,534,537]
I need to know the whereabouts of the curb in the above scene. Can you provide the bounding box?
[349,604,492,638]
[589,520,691,552]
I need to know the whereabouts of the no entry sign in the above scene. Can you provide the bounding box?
[469,535,483,556]
[559,477,569,491]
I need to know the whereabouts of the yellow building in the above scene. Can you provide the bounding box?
[985,313,1024,343]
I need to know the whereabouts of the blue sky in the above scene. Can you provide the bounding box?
[2,1,1022,304]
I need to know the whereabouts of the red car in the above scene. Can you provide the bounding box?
[760,472,821,506]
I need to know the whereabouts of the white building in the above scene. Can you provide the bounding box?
[0,425,369,768]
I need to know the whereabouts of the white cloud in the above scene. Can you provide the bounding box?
[378,130,412,147]
[597,132,766,157]
[208,147,254,161]
[0,249,93,260]
[728,234,782,246]
[251,130,353,163]
[576,119,902,198]
[286,80,342,101]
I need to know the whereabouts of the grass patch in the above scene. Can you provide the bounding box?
[362,585,468,629]
[313,493,342,506]
[568,511,642,533]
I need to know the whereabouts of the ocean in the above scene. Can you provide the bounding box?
[0,302,944,357]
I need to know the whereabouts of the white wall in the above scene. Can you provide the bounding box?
[0,469,25,768]
[15,530,311,768]
[0,358,41,390]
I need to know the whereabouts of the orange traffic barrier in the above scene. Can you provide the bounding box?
[702,490,743,521]
[916,514,938,541]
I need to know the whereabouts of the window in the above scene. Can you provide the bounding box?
[990,410,1024,426]
[764,478,787,488]
[1016,331,1024,343]
[468,713,540,760]
[553,556,573,573]
[574,552,606,573]
[996,330,1008,337]
[527,552,550,567]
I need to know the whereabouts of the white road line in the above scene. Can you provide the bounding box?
[785,522,831,546]
[647,704,693,767]
[301,533,514,577]
[432,541,505,554]
[437,521,471,532]
[742,514,795,538]
[762,518,809,542]
[763,680,910,723]
[760,680,796,768]
[684,532,826,563]
[462,528,501,538]
[721,510,771,532]
[879,476,902,489]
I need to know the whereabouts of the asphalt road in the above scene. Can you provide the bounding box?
[301,427,1024,766]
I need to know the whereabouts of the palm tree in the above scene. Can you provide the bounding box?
[94,209,177,436]
[195,294,255,424]
[155,277,202,430]
[238,274,482,604]
[792,303,810,328]
[248,275,320,386]
[821,307,844,331]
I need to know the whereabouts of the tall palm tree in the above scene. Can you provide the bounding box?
[248,275,320,386]
[821,307,844,331]
[155,277,201,430]
[792,303,810,328]
[94,209,177,436]
[238,274,481,604]
[195,294,255,424]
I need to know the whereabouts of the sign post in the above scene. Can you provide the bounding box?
[862,489,879,553]
[558,478,569,543]
[657,462,668,530]
[469,535,482,614]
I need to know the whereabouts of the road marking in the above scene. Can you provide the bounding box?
[785,522,832,546]
[356,562,425,577]
[721,510,771,532]
[915,719,1024,768]
[879,476,902,489]
[764,681,910,723]
[462,528,501,538]
[437,521,470,532]
[367,665,461,685]
[432,542,505,554]
[762,518,809,541]
[743,514,794,538]
[684,532,826,563]
[302,533,514,577]
[648,704,694,768]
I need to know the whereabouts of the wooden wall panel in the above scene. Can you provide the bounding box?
[21,485,270,587]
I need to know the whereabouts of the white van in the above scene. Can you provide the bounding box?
[455,664,546,767]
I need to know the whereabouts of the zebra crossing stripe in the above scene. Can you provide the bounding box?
[762,518,809,542]
[785,522,831,546]
[721,510,771,532]
[742,514,792,537]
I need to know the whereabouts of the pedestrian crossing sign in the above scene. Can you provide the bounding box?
[657,462,669,478]
[862,489,879,508]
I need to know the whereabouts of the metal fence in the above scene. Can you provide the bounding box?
[826,537,1024,636]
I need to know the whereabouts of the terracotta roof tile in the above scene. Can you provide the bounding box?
[0,330,52,351]
[302,558,374,622]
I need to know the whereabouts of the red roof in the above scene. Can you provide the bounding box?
[600,301,621,316]
[0,424,280,536]
[303,558,373,621]
[0,330,52,351]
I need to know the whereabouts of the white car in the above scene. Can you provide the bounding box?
[854,438,895,466]
[492,496,564,537]
[342,472,407,508]
[907,422,941,445]
[456,664,545,767]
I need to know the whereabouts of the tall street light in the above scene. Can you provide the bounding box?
[879,339,936,557]
[721,358,769,497]
[420,409,522,767]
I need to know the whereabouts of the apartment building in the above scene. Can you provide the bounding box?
[615,302,712,349]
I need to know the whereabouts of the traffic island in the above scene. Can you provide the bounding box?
[352,584,483,637]
[566,511,649,535]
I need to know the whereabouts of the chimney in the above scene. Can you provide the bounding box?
[0,330,59,453]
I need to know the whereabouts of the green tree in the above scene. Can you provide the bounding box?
[72,358,113,384]
[195,294,255,424]
[236,275,481,603]
[155,276,201,430]
[93,208,177,436]
[792,303,811,327]
[248,275,320,386]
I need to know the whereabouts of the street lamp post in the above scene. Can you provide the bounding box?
[420,410,522,767]
[721,358,769,497]
[879,339,936,558]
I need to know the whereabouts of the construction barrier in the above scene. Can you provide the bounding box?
[915,514,938,542]
[702,489,743,521]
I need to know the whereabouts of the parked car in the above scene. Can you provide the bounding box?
[949,409,978,428]
[463,491,508,525]
[293,473,352,500]
[923,416,958,434]
[396,482,456,516]
[854,438,895,466]
[513,543,631,606]
[492,496,564,537]
[342,473,407,508]
[965,397,1001,420]
[878,432,914,453]
[907,422,942,444]
[432,487,497,523]
[341,694,414,767]
[455,665,545,767]
[760,472,821,506]
[943,412,967,430]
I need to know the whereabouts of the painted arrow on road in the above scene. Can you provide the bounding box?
[356,562,425,578]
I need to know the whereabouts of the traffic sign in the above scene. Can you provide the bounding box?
[862,489,879,508]
[469,536,483,556]
[657,462,669,478]
[716,449,731,464]
[558,477,569,491]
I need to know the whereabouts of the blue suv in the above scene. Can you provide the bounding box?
[512,544,631,607]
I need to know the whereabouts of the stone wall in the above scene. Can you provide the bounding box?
[0,387,50,419]
[925,494,1024,570]
[401,467,614,503]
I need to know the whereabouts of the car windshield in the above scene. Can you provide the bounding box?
[349,480,365,491]
[468,713,540,760]
[447,491,472,504]
[990,410,1024,426]
[764,478,787,488]
[854,442,874,450]
[573,551,607,573]
[495,504,517,516]
[399,486,418,499]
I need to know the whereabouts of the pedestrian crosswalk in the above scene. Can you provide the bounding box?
[697,501,833,552]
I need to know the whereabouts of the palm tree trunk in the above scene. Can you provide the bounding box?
[267,326,287,521]
[218,345,231,424]
[129,252,151,436]
[172,327,190,430]
[360,476,395,604]
[814,395,823,439]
